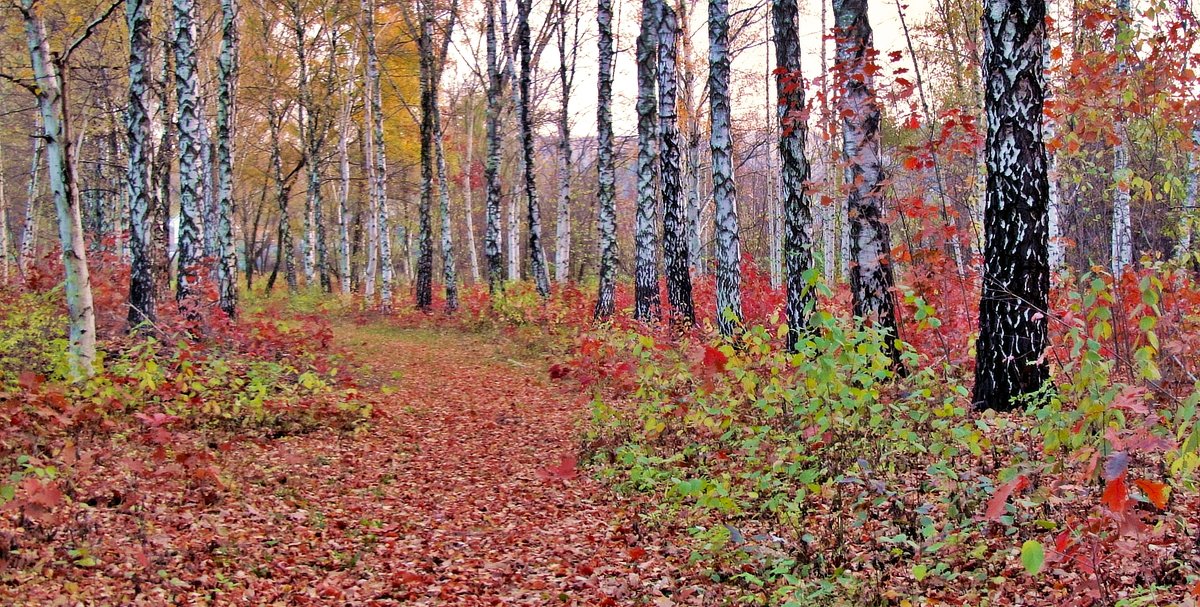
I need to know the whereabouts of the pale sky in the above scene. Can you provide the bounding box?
[442,0,936,138]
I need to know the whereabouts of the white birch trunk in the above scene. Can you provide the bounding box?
[21,0,97,376]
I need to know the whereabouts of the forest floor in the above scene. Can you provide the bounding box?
[2,317,713,606]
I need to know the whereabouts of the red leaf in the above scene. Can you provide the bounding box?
[1102,474,1130,513]
[902,156,920,171]
[702,345,728,373]
[1133,478,1168,509]
[135,411,181,429]
[985,475,1029,521]
[17,371,42,392]
[536,453,579,482]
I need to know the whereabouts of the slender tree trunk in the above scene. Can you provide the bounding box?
[416,14,436,311]
[435,107,458,311]
[19,130,43,277]
[765,15,781,290]
[215,0,239,316]
[819,0,836,282]
[128,0,157,328]
[517,0,551,297]
[594,0,618,318]
[362,107,378,298]
[635,0,661,321]
[834,0,901,366]
[709,0,742,335]
[1044,36,1064,274]
[266,101,297,293]
[1111,0,1132,277]
[658,1,694,326]
[974,0,1050,410]
[554,0,576,283]
[463,95,481,284]
[293,5,328,292]
[774,0,816,347]
[0,145,10,283]
[20,0,97,377]
[1177,126,1199,262]
[174,0,204,308]
[364,0,392,308]
[678,0,702,275]
[501,0,521,281]
[200,119,216,260]
[153,17,174,291]
[337,95,353,295]
[485,0,505,292]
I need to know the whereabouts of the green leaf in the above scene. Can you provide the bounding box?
[912,563,928,581]
[1021,540,1045,575]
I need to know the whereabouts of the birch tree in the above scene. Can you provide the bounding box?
[709,0,742,336]
[773,0,815,347]
[658,0,694,326]
[336,85,354,296]
[553,0,578,283]
[1111,0,1132,277]
[593,0,618,319]
[19,131,43,277]
[363,0,392,308]
[973,0,1050,411]
[0,144,9,283]
[1178,126,1199,263]
[517,0,551,297]
[12,0,121,376]
[678,0,703,275]
[462,93,481,284]
[416,11,436,310]
[834,0,901,366]
[174,0,205,307]
[215,0,239,316]
[127,0,156,328]
[484,0,504,292]
[435,109,458,311]
[634,0,661,321]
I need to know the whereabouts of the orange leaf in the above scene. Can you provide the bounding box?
[1133,479,1168,509]
[903,156,920,171]
[1101,474,1130,513]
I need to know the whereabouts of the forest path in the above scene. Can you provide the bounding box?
[239,319,691,605]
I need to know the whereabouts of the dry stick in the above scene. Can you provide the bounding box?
[893,0,975,333]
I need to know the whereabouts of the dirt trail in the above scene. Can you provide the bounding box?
[212,321,698,606]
